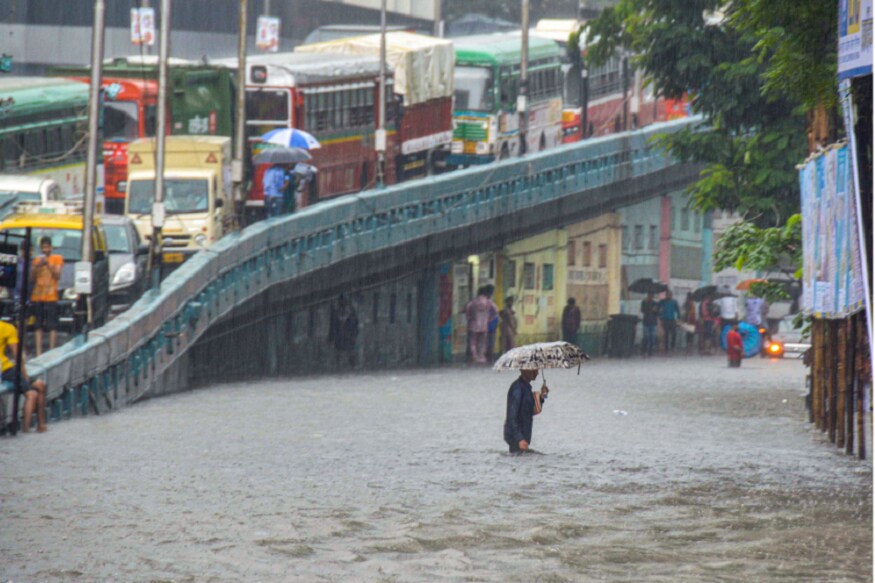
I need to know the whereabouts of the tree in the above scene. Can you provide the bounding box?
[712,214,802,304]
[583,0,838,227]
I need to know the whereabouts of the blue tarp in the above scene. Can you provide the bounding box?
[720,321,762,358]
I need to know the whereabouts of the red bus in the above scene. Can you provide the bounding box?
[296,32,455,180]
[219,52,398,216]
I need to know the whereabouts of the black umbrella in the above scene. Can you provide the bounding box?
[253,147,312,165]
[690,285,717,301]
[628,278,668,294]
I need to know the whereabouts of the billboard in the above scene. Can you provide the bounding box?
[838,0,873,79]
[799,144,866,317]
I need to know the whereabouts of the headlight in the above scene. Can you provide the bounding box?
[194,233,207,247]
[63,288,79,301]
[0,287,9,300]
[112,261,136,286]
[476,142,489,154]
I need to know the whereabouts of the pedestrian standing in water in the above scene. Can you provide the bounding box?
[726,323,743,368]
[561,297,581,345]
[681,292,697,354]
[485,285,499,361]
[465,287,498,364]
[503,368,549,453]
[640,291,659,357]
[658,290,680,353]
[499,296,518,352]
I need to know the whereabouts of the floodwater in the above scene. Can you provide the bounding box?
[1,356,871,582]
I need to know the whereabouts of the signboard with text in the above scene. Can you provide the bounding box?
[838,0,873,79]
[131,7,156,46]
[256,16,280,53]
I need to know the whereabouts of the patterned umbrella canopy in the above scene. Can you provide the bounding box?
[493,341,590,372]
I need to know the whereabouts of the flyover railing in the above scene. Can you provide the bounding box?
[1,116,703,426]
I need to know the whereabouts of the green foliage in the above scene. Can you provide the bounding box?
[713,214,802,304]
[713,213,802,274]
[583,0,835,227]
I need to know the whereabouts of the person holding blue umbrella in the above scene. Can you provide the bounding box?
[263,163,289,218]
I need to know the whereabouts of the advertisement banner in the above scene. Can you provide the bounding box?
[838,0,873,79]
[256,16,280,53]
[130,7,156,46]
[799,144,866,318]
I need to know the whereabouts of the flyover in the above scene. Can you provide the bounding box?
[1,116,703,427]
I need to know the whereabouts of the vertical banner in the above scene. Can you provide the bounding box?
[838,0,873,79]
[799,144,866,317]
[256,16,280,53]
[131,7,156,46]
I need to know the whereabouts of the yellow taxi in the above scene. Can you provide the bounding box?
[0,202,111,333]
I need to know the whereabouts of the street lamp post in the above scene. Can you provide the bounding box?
[519,0,529,156]
[231,0,248,226]
[376,0,387,187]
[81,0,105,330]
[150,0,171,288]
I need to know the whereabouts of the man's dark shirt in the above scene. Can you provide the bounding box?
[504,377,538,449]
[641,299,659,326]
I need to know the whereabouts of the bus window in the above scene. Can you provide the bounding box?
[104,101,140,140]
[245,89,289,123]
[24,130,46,160]
[454,66,494,112]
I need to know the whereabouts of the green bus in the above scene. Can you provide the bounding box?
[449,33,564,166]
[0,77,89,196]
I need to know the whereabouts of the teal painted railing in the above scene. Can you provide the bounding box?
[2,116,703,426]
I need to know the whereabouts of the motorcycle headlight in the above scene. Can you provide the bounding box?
[112,261,136,286]
[63,287,79,301]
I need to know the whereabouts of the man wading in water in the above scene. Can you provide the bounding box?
[504,368,549,453]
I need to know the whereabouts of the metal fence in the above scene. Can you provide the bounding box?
[1,116,702,427]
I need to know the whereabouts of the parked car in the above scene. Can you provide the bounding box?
[764,315,810,359]
[102,215,149,314]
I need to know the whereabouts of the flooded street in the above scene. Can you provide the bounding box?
[1,356,871,582]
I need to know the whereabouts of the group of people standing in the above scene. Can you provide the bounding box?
[639,286,769,360]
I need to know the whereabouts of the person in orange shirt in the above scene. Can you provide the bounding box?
[0,320,47,432]
[30,236,63,356]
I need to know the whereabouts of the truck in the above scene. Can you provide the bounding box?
[296,31,455,179]
[124,136,230,269]
[51,58,235,213]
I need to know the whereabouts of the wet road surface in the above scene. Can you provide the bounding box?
[1,356,871,582]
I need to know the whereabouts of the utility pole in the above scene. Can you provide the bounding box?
[150,0,171,288]
[375,0,386,187]
[621,52,629,131]
[518,0,529,156]
[80,0,105,330]
[433,0,442,38]
[263,0,270,15]
[232,0,248,222]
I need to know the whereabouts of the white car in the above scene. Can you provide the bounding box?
[766,315,810,358]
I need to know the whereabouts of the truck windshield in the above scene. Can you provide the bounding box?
[128,179,210,215]
[0,191,40,207]
[104,101,140,141]
[2,228,82,262]
[454,66,493,112]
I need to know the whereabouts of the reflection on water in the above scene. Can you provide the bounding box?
[0,357,871,581]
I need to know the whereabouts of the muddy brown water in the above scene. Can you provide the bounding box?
[1,356,871,582]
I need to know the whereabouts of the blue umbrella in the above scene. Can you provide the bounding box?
[260,128,321,150]
[720,321,762,358]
